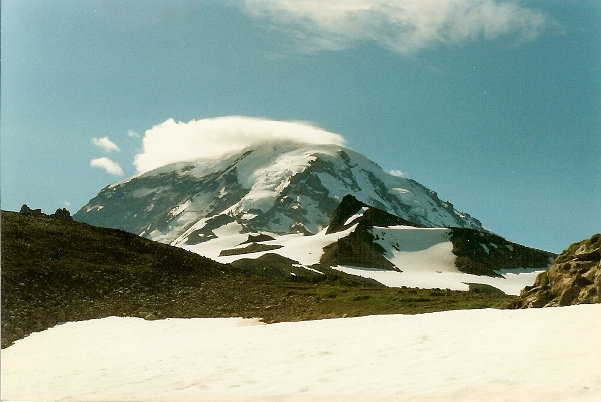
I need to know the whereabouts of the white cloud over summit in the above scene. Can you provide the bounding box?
[236,0,551,54]
[133,116,346,173]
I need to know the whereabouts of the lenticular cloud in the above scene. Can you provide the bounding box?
[133,116,346,173]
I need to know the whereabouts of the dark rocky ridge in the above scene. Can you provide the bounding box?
[320,195,555,277]
[321,195,418,269]
[219,243,283,256]
[450,228,556,277]
[326,194,419,234]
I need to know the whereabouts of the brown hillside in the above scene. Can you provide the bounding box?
[1,210,515,348]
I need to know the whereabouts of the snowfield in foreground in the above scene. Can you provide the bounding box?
[3,305,600,401]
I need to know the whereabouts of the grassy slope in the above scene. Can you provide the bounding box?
[1,211,514,348]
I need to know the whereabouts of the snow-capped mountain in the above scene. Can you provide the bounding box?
[75,143,483,246]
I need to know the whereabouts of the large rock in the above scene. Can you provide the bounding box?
[514,234,601,308]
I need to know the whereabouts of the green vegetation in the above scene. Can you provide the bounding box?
[538,271,549,287]
[1,211,514,348]
[555,233,601,264]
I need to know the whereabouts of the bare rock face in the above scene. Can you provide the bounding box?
[515,234,601,308]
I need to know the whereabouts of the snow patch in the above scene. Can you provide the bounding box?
[3,305,600,401]
[333,265,544,295]
[131,187,160,198]
[168,200,191,217]
[149,229,163,240]
[343,206,369,226]
[205,225,359,266]
[293,264,324,275]
[181,222,247,260]
[372,226,456,273]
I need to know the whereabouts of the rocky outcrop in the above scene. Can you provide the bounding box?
[219,243,283,256]
[513,234,601,308]
[51,208,73,221]
[19,204,72,221]
[19,204,43,216]
[451,228,555,277]
[321,195,415,270]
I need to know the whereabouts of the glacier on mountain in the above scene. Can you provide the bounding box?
[75,143,483,246]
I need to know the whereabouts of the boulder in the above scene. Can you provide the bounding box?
[19,204,42,216]
[51,208,73,221]
[514,234,601,308]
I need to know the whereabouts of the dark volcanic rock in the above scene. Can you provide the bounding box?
[230,253,316,280]
[19,204,43,216]
[326,194,366,234]
[320,234,398,270]
[239,233,277,245]
[450,228,555,277]
[220,243,283,256]
[326,194,418,235]
[321,195,418,270]
[51,208,73,221]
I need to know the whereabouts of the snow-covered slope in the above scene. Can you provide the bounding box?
[194,222,545,295]
[74,143,483,245]
[201,228,550,295]
[3,305,600,401]
[338,223,554,294]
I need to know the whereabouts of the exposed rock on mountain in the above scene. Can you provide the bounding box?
[514,233,601,307]
[450,228,555,277]
[320,195,554,278]
[321,194,418,269]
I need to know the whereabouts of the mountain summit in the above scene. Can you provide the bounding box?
[75,143,483,245]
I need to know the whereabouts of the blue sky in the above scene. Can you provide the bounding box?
[1,0,600,253]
